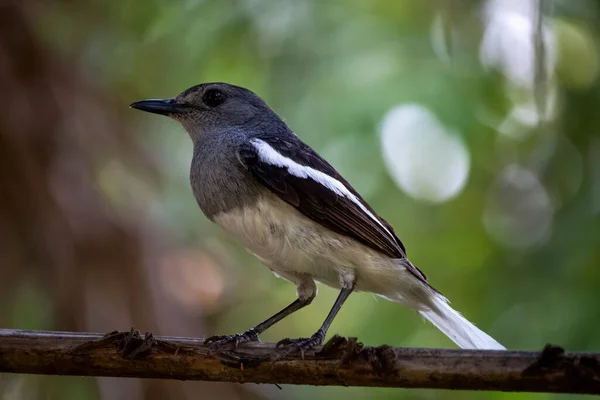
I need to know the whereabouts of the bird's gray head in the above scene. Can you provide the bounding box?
[130,82,273,140]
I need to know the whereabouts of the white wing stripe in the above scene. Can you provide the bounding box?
[251,138,395,240]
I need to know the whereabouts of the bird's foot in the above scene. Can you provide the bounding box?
[272,330,325,360]
[204,329,259,350]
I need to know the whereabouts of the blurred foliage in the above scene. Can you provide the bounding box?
[2,0,600,399]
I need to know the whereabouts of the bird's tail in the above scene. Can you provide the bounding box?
[417,290,505,350]
[380,259,505,350]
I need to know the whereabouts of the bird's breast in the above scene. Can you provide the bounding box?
[189,142,261,218]
[212,194,369,285]
[212,195,315,266]
[212,193,411,296]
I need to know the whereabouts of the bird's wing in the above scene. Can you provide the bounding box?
[237,136,428,283]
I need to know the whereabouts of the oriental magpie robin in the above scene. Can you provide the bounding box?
[131,83,505,357]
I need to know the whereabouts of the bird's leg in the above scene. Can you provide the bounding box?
[205,278,316,349]
[273,285,354,360]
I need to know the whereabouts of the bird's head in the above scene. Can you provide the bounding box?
[130,82,272,139]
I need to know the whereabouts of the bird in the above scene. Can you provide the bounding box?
[130,82,505,357]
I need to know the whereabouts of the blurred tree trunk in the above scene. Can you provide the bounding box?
[0,1,264,399]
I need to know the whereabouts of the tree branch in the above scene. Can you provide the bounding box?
[0,329,598,393]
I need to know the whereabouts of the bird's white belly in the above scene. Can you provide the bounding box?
[212,194,405,292]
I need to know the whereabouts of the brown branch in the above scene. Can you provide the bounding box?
[0,329,599,393]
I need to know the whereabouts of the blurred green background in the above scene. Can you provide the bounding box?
[1,0,599,399]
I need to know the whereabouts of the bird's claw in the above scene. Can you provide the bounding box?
[275,337,308,348]
[272,331,325,360]
[204,330,259,350]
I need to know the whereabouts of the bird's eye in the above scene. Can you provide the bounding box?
[202,89,226,107]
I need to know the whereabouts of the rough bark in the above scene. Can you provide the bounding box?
[0,329,599,393]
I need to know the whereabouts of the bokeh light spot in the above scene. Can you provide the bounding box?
[480,0,557,89]
[483,165,554,249]
[380,104,470,203]
[160,250,225,313]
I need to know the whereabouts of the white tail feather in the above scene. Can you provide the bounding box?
[418,292,505,350]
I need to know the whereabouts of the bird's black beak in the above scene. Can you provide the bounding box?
[130,98,189,116]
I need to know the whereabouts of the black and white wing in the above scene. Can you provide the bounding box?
[237,135,428,283]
